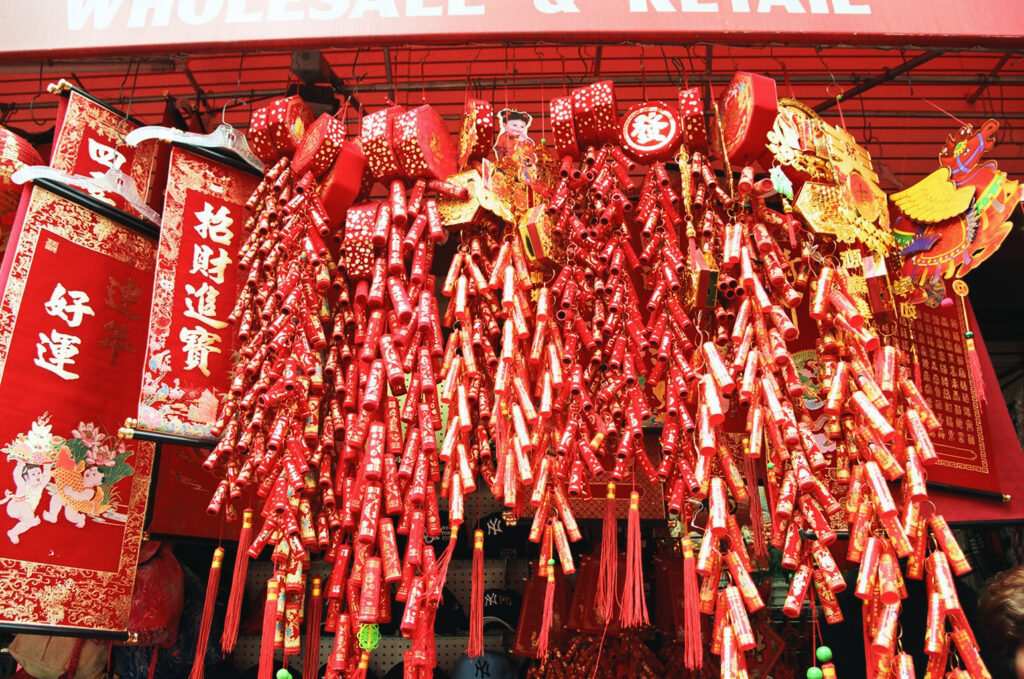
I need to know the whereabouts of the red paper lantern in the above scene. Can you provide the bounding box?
[392,105,457,181]
[360,106,405,183]
[248,95,314,164]
[550,95,579,160]
[679,87,708,153]
[716,71,779,165]
[318,141,367,225]
[292,113,347,178]
[457,99,494,167]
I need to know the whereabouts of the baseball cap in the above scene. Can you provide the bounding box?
[482,588,522,632]
[450,652,518,679]
[475,512,527,558]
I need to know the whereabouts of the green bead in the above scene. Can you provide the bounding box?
[540,137,547,145]
[276,670,293,679]
[806,668,823,679]
[964,331,974,339]
[816,646,833,663]
[547,558,556,566]
[766,462,775,470]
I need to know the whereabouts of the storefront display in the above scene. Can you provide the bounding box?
[0,26,1022,679]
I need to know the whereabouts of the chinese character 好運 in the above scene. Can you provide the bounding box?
[44,283,95,328]
[34,329,82,380]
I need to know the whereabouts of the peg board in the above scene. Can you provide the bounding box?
[229,628,511,677]
[231,557,526,675]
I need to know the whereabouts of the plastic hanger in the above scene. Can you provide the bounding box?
[124,106,265,173]
[12,163,162,226]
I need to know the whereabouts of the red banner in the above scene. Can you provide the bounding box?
[1,0,1022,58]
[894,299,996,492]
[146,443,240,540]
[136,146,258,442]
[0,183,156,632]
[49,85,163,221]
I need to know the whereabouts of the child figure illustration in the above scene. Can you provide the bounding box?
[43,448,109,528]
[2,460,52,544]
[494,109,534,161]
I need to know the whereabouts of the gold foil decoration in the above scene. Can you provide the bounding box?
[435,169,516,229]
[770,99,893,254]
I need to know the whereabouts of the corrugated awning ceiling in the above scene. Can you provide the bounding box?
[1,43,1023,191]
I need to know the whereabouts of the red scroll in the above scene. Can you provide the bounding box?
[894,298,1000,494]
[48,81,164,219]
[135,146,260,442]
[0,183,156,632]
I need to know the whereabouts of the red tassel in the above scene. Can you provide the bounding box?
[965,335,987,406]
[620,491,648,628]
[351,650,370,679]
[259,579,281,679]
[743,455,766,560]
[221,508,254,654]
[148,648,158,679]
[467,529,485,658]
[425,525,459,604]
[189,547,223,679]
[681,534,702,669]
[303,577,323,679]
[535,558,556,658]
[596,482,618,624]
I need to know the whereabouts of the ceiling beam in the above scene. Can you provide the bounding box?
[813,49,944,113]
[382,47,396,104]
[967,53,1013,104]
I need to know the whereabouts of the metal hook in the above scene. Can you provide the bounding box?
[28,93,45,127]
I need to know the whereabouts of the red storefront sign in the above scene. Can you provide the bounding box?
[0,183,156,632]
[1,0,1022,59]
[135,145,259,442]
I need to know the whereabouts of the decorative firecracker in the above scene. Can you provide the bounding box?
[196,76,1001,679]
[619,101,683,164]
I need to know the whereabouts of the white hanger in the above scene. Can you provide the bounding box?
[124,121,265,173]
[11,164,162,226]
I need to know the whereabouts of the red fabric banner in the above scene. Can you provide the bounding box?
[146,443,240,541]
[0,183,156,632]
[893,298,996,492]
[136,146,258,442]
[49,85,164,220]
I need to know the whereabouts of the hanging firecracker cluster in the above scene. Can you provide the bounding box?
[195,75,994,679]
